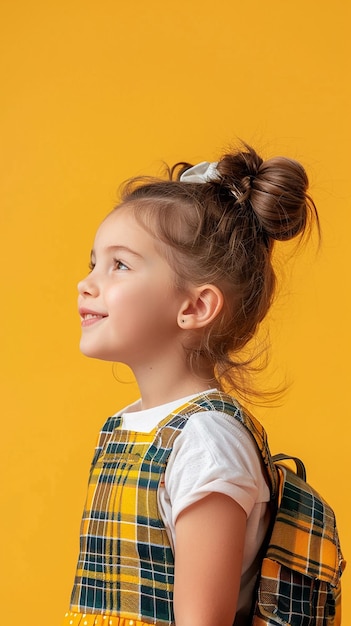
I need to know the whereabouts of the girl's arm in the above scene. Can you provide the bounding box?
[174,492,246,626]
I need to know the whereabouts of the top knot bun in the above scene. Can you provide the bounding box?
[217,144,316,241]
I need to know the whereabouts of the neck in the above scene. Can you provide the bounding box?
[131,354,217,410]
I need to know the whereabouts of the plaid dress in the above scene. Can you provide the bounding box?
[62,392,261,625]
[62,391,344,626]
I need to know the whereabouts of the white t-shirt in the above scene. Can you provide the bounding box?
[120,391,271,616]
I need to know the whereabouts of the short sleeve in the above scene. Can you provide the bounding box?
[164,410,270,527]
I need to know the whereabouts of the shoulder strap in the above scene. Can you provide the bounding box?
[272,452,306,481]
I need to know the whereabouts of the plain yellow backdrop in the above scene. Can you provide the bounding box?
[1,0,350,623]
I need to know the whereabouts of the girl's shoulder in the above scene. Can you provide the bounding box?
[165,391,273,486]
[171,407,267,483]
[165,408,271,521]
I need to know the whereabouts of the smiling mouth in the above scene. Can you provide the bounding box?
[80,313,107,327]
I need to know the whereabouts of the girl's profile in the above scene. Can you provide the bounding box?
[62,143,319,626]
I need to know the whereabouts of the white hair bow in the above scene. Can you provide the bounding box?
[179,161,219,183]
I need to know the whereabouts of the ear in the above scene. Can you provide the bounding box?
[177,285,224,330]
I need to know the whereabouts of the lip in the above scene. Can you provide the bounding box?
[79,307,108,327]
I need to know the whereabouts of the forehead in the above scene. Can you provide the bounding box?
[95,206,143,242]
[93,206,164,259]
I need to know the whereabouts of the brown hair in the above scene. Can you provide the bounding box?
[119,143,318,395]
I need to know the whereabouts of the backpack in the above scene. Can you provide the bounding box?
[184,392,345,626]
[249,452,345,626]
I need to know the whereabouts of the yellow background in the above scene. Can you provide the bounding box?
[1,0,350,622]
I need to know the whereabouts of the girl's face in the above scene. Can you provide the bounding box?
[78,206,187,369]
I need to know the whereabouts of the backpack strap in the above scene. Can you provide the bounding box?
[272,452,306,481]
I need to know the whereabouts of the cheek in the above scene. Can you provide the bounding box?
[105,280,180,325]
[105,285,155,327]
[105,284,137,308]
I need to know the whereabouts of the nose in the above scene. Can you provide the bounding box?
[77,272,99,297]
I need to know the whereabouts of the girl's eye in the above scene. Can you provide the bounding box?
[88,262,95,272]
[113,258,129,271]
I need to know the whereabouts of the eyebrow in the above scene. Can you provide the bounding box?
[90,245,144,261]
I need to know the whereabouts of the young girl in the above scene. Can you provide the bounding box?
[62,144,317,626]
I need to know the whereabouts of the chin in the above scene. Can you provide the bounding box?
[79,342,118,362]
[79,341,101,359]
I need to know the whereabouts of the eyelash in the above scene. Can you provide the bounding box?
[88,259,129,272]
[113,258,129,271]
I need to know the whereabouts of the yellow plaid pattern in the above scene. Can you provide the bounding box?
[65,391,345,626]
[67,392,247,624]
[251,465,345,625]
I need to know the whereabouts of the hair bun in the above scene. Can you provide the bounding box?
[217,145,316,241]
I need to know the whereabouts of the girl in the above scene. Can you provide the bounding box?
[62,144,317,626]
